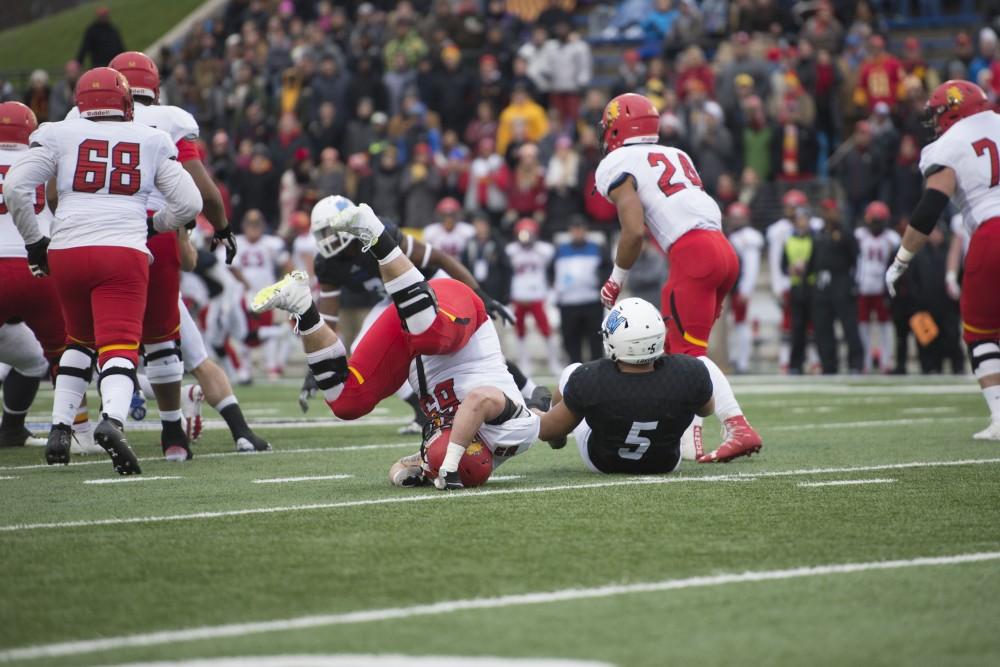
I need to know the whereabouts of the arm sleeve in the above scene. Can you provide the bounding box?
[5,147,57,245]
[151,157,203,232]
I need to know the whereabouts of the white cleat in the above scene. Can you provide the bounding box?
[973,419,1000,441]
[330,203,385,252]
[251,271,313,315]
[397,420,423,436]
[70,426,105,455]
[181,384,204,442]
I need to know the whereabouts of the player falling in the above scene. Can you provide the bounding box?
[886,80,1000,441]
[594,93,762,463]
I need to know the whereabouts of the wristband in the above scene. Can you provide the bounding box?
[610,265,630,285]
[896,247,914,263]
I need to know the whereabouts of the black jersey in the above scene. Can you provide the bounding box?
[561,356,712,474]
[313,222,435,296]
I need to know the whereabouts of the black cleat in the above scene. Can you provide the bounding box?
[94,416,142,475]
[45,424,72,464]
[236,432,272,452]
[526,386,553,411]
[0,426,32,448]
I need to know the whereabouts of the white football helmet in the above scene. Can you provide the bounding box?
[311,195,356,258]
[602,298,666,364]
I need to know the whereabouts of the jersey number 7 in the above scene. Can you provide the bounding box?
[648,152,703,197]
[72,139,142,195]
[973,138,1000,188]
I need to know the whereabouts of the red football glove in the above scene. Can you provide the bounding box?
[600,278,622,309]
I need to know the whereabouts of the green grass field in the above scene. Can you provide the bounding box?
[1,375,999,667]
[0,0,205,75]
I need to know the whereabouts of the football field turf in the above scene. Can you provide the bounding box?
[1,376,998,666]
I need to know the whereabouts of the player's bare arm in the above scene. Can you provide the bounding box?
[180,147,237,264]
[602,176,646,307]
[886,167,956,296]
[537,399,583,442]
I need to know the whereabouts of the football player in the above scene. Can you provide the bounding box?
[252,198,539,490]
[506,217,561,376]
[726,202,764,374]
[0,324,51,448]
[886,80,1000,440]
[301,195,512,433]
[6,67,203,474]
[537,298,715,474]
[595,93,761,463]
[855,201,900,374]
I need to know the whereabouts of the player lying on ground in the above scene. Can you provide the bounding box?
[534,298,714,474]
[251,198,539,490]
[886,79,1000,441]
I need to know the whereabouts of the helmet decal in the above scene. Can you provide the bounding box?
[946,84,964,107]
[604,309,627,334]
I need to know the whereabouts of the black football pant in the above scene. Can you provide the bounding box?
[813,278,864,374]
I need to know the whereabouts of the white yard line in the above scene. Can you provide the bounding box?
[253,474,352,484]
[2,550,997,663]
[3,458,999,534]
[768,416,980,431]
[488,475,523,482]
[797,478,896,488]
[83,476,182,485]
[0,475,18,481]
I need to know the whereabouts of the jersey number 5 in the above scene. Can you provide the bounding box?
[72,139,142,195]
[619,420,659,461]
[0,165,45,215]
[648,152,703,197]
[972,137,999,188]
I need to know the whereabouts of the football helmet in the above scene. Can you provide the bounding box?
[109,51,160,101]
[602,297,666,365]
[435,196,461,216]
[421,426,493,488]
[310,195,356,258]
[0,102,38,146]
[864,200,890,222]
[925,80,991,137]
[726,201,751,222]
[514,217,539,242]
[782,189,808,209]
[599,93,660,154]
[75,67,134,121]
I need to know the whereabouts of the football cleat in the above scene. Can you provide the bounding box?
[0,425,41,448]
[163,442,193,462]
[70,426,104,455]
[129,389,147,421]
[697,415,762,463]
[327,202,385,253]
[94,416,142,475]
[45,424,72,465]
[397,420,423,436]
[181,384,204,442]
[526,385,552,412]
[390,453,428,487]
[251,271,313,316]
[973,419,1000,441]
[235,433,272,452]
[434,469,464,491]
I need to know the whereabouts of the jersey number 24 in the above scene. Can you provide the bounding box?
[647,152,703,197]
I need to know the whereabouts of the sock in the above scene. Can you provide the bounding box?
[160,409,185,442]
[52,347,92,427]
[984,385,1000,420]
[98,358,136,426]
[440,442,465,473]
[698,356,742,421]
[1,370,40,430]
[218,401,253,440]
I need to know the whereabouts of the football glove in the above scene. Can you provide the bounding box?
[433,469,464,491]
[298,371,318,413]
[475,288,514,325]
[24,237,50,277]
[885,257,909,298]
[211,225,238,265]
[600,277,622,308]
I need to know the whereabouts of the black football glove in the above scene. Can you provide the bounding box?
[298,371,319,413]
[525,385,552,412]
[25,237,50,277]
[433,469,464,491]
[475,288,514,325]
[211,225,238,265]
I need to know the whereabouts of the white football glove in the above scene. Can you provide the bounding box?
[885,257,909,298]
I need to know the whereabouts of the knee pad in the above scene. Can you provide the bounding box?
[392,281,438,334]
[57,344,96,383]
[144,341,184,384]
[98,358,138,392]
[306,340,348,404]
[969,340,1000,379]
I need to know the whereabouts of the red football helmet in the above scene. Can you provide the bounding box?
[109,51,160,102]
[726,202,750,221]
[600,93,660,154]
[0,102,38,146]
[514,217,539,241]
[422,427,493,487]
[926,80,991,136]
[782,189,808,208]
[76,67,134,121]
[435,197,461,215]
[864,200,890,222]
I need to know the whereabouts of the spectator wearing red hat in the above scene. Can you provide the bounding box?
[855,34,903,113]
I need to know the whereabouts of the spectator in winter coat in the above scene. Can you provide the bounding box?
[399,143,443,228]
[461,211,512,306]
[312,147,346,199]
[497,84,549,154]
[76,6,126,67]
[370,146,404,223]
[543,21,592,126]
[544,136,581,229]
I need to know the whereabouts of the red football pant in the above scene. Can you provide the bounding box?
[327,278,488,420]
[48,246,149,366]
[961,218,1000,344]
[143,231,181,343]
[0,258,66,364]
[731,294,748,324]
[858,294,891,323]
[660,229,739,356]
[514,300,552,338]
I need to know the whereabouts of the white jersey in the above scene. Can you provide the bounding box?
[854,227,900,296]
[728,226,764,297]
[507,240,555,302]
[422,221,475,258]
[765,216,824,295]
[292,233,318,272]
[919,110,1000,239]
[68,102,199,214]
[595,143,720,251]
[233,234,289,294]
[407,320,538,457]
[15,118,188,254]
[0,147,52,257]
